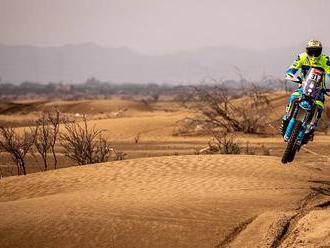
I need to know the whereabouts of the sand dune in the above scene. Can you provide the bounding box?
[0,100,47,115]
[0,155,326,248]
[0,98,155,127]
[44,99,153,115]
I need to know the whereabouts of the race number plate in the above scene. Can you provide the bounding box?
[308,69,322,82]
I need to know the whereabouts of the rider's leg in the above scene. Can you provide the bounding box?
[280,89,303,136]
[303,96,325,143]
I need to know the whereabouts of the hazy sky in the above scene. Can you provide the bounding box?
[1,0,330,54]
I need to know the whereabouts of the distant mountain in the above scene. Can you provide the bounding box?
[0,43,321,83]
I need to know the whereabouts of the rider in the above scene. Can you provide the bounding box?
[280,39,330,141]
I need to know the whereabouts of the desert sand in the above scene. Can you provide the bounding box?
[1,96,330,247]
[1,155,330,248]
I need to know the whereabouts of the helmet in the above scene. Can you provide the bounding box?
[306,39,322,57]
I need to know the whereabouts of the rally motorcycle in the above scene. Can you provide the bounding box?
[281,67,329,164]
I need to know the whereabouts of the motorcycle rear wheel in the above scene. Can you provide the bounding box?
[281,121,302,164]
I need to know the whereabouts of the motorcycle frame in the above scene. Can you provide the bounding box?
[284,95,318,145]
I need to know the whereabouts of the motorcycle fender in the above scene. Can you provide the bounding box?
[299,100,312,111]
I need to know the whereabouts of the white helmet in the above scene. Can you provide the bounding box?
[306,39,322,57]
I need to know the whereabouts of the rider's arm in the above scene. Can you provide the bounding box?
[286,54,303,76]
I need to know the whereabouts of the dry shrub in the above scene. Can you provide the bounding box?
[113,150,127,160]
[0,127,35,175]
[211,131,241,154]
[33,109,61,171]
[60,116,113,165]
[47,109,61,168]
[178,83,272,134]
[198,130,241,155]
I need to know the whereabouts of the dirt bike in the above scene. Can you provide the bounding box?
[281,67,330,164]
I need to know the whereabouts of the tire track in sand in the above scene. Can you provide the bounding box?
[216,181,330,248]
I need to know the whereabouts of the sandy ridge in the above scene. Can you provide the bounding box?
[218,182,330,248]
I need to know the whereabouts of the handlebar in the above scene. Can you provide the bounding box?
[285,74,330,96]
[285,73,302,84]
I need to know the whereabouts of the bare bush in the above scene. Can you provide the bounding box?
[180,83,272,134]
[60,116,113,165]
[210,131,241,154]
[0,127,35,175]
[33,109,61,171]
[48,109,61,169]
[113,150,128,160]
[198,130,240,154]
[33,115,52,171]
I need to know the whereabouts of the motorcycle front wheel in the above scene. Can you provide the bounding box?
[281,120,302,164]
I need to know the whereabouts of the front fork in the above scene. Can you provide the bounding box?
[284,101,316,144]
[284,118,296,141]
[283,99,298,141]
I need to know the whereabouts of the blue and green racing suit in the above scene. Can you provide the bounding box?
[282,52,330,138]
